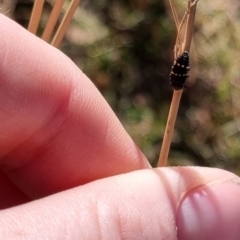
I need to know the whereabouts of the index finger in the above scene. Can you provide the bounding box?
[0,14,149,200]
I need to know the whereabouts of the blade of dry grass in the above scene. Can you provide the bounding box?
[157,0,198,167]
[168,0,181,58]
[28,0,45,34]
[41,0,65,42]
[51,0,81,48]
[168,0,180,28]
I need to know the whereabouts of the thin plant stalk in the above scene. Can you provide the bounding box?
[41,0,65,42]
[51,0,81,48]
[28,0,45,34]
[183,0,198,52]
[157,0,198,167]
[158,90,183,166]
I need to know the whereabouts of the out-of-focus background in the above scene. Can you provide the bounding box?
[2,0,240,174]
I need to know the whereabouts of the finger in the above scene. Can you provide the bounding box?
[0,15,149,200]
[0,167,239,240]
[0,172,29,208]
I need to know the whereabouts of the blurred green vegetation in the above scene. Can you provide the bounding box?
[4,0,240,175]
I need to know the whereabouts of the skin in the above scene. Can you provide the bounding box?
[0,14,240,239]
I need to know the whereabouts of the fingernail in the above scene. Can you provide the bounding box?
[176,182,240,240]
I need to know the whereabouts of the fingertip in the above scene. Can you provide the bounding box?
[177,181,240,240]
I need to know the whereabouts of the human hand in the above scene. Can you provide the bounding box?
[0,15,240,240]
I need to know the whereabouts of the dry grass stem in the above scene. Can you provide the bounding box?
[183,0,198,52]
[51,0,81,48]
[158,91,183,166]
[28,0,45,34]
[157,0,199,167]
[41,0,65,42]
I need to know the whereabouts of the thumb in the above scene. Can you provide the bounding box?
[0,167,240,240]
